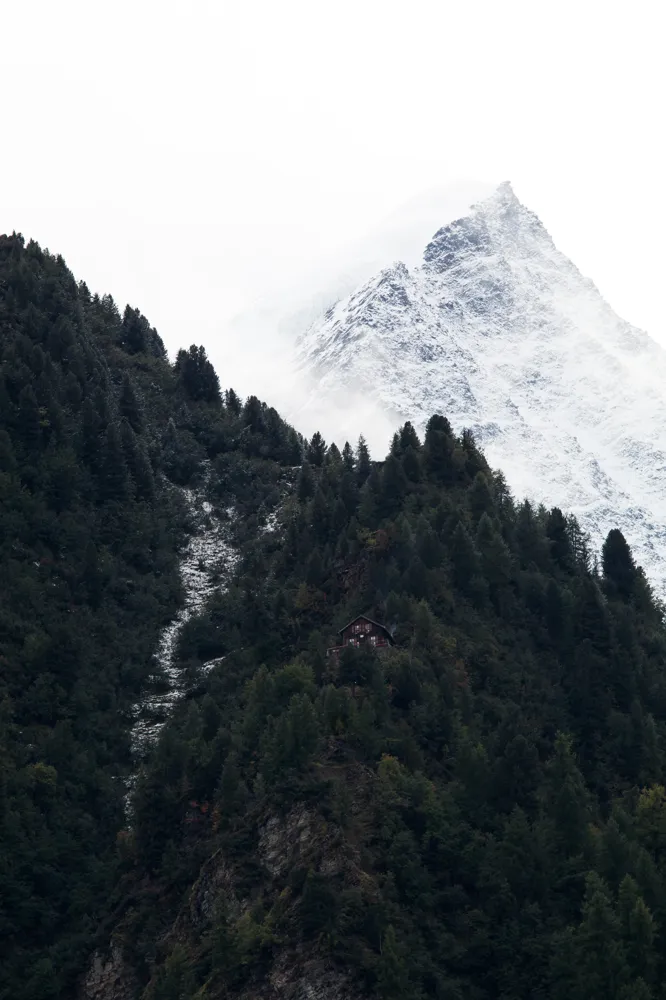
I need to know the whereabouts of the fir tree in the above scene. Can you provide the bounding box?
[450,521,481,595]
[18,384,41,451]
[99,422,129,502]
[297,462,315,503]
[176,344,221,403]
[119,372,143,432]
[357,434,371,482]
[342,440,356,472]
[307,431,326,467]
[468,471,495,524]
[424,413,455,483]
[603,529,638,600]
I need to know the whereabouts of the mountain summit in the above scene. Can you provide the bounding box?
[296,183,666,593]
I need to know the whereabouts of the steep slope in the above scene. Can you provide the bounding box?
[0,234,302,1000]
[82,419,666,1000]
[296,183,666,593]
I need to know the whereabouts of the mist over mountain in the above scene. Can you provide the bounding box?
[295,182,666,594]
[215,182,495,416]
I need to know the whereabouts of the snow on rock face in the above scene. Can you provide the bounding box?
[297,182,666,594]
[130,475,238,761]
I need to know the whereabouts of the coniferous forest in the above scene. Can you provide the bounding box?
[3,232,666,1000]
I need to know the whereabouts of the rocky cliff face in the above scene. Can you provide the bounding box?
[80,745,372,1000]
[297,182,666,592]
[79,946,139,1000]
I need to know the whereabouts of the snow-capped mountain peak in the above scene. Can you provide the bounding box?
[294,182,666,594]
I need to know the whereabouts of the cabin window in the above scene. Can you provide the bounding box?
[370,635,377,646]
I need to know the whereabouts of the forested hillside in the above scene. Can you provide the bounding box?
[104,428,666,998]
[0,234,300,1000]
[4,233,666,1000]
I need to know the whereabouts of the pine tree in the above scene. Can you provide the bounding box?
[358,467,381,526]
[468,471,495,524]
[307,431,326,467]
[574,873,629,999]
[82,539,103,609]
[119,372,143,432]
[285,427,303,464]
[242,394,264,433]
[99,423,129,502]
[377,925,411,1000]
[547,508,573,572]
[18,385,41,451]
[0,429,16,473]
[305,549,324,587]
[450,522,481,595]
[543,733,591,856]
[176,345,221,403]
[381,455,408,511]
[298,462,315,503]
[311,488,330,542]
[120,419,154,501]
[603,530,637,600]
[516,499,547,568]
[79,397,101,470]
[357,435,371,483]
[342,440,355,472]
[493,469,515,523]
[424,414,455,483]
[399,420,421,452]
[476,512,512,596]
[618,875,656,984]
[546,579,570,647]
[120,305,149,354]
[568,515,592,572]
[225,387,242,414]
[132,446,155,502]
[461,427,487,478]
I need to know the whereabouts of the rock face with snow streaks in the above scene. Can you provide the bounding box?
[131,474,237,759]
[298,182,666,593]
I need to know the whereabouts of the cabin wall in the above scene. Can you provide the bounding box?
[340,619,389,649]
[327,617,392,658]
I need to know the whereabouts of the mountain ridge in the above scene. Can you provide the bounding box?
[295,183,666,595]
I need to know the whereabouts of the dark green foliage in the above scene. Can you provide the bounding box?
[0,235,188,998]
[108,395,666,1000]
[548,506,573,571]
[450,521,481,594]
[297,462,315,503]
[356,434,371,482]
[604,529,638,600]
[119,371,144,432]
[120,305,166,357]
[7,232,666,1000]
[0,233,303,1000]
[175,344,221,403]
[100,422,130,501]
[307,431,326,467]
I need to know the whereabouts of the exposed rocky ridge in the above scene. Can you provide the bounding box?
[81,744,373,1000]
[296,182,666,594]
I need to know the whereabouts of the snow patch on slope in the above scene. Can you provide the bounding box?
[131,474,238,760]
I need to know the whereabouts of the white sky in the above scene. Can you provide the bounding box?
[2,0,664,414]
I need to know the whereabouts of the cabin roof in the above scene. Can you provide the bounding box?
[338,615,395,642]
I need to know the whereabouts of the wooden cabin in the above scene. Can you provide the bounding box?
[327,615,395,658]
